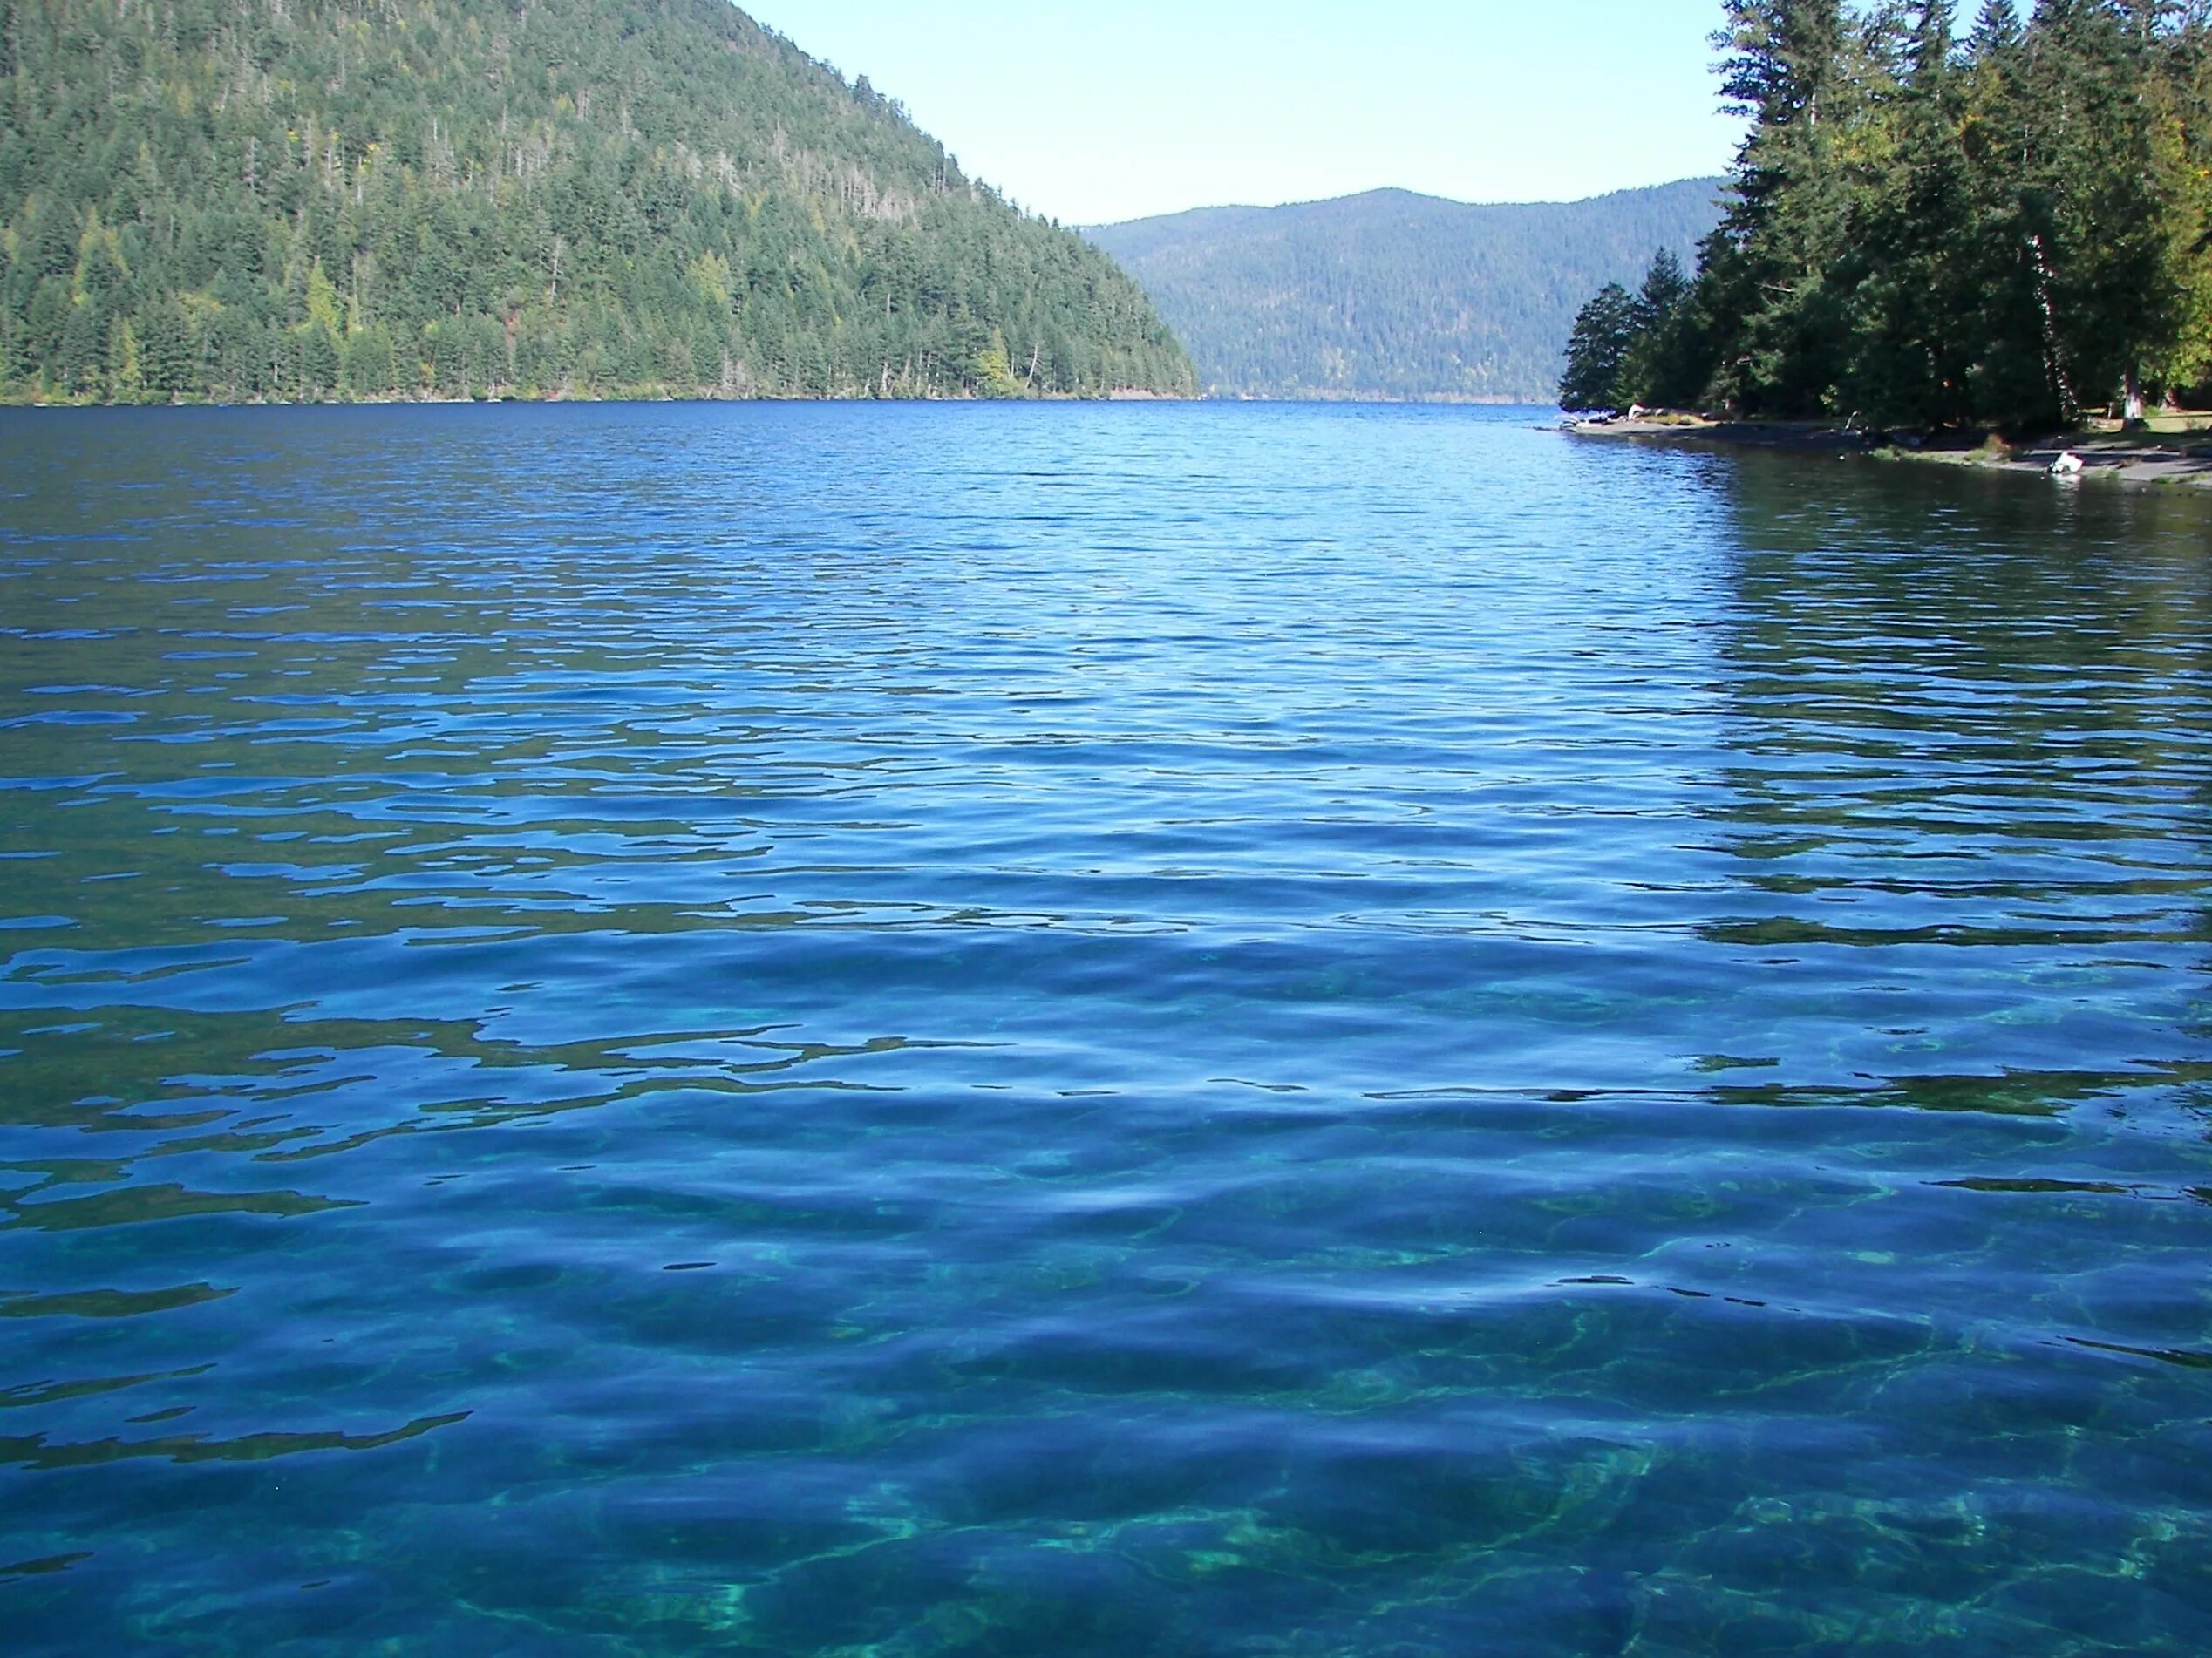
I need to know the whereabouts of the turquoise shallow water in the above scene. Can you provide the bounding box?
[0,402,2209,1655]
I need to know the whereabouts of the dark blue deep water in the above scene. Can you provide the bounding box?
[2,403,2210,1655]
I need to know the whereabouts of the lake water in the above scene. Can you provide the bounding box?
[1,403,2209,1655]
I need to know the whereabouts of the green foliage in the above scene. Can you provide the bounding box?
[1563,248,1717,411]
[1089,182,1726,402]
[1572,0,2211,426]
[1620,248,1708,407]
[1561,284,1636,411]
[0,0,1194,404]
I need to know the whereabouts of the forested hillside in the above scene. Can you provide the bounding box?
[1086,181,1725,402]
[0,0,1194,403]
[1563,0,2212,427]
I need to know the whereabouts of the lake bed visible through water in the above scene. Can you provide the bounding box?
[2,403,2209,1655]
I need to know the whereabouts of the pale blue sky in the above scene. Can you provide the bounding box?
[743,1,1746,226]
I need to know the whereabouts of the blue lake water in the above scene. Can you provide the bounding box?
[1,402,2209,1655]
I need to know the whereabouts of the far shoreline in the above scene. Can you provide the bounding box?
[0,388,1206,411]
[0,391,1569,412]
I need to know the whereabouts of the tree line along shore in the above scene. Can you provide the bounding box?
[1562,0,2212,436]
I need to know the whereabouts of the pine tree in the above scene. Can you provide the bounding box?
[1630,248,1692,335]
[2009,0,2176,419]
[1618,248,1703,407]
[2143,0,2212,398]
[1841,0,1982,425]
[1970,0,2025,53]
[1705,0,1860,413]
[1560,283,1638,410]
[1953,0,2063,419]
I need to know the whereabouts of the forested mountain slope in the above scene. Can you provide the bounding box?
[0,0,1194,403]
[1087,180,1725,402]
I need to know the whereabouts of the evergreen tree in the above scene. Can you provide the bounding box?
[1970,0,2025,53]
[2145,0,2212,397]
[1630,248,1693,335]
[1560,283,1638,410]
[1618,247,1709,407]
[1840,0,1982,425]
[2010,0,2174,421]
[1705,0,1861,413]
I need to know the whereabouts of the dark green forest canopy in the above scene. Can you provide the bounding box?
[1562,0,2212,430]
[1087,181,1726,403]
[0,0,1196,403]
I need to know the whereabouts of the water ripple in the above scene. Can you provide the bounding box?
[1,404,2209,1654]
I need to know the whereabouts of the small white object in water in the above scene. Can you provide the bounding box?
[2049,451,2086,477]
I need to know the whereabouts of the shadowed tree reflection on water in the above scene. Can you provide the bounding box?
[1695,453,2212,1125]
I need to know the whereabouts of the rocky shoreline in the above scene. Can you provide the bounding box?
[1567,414,2212,487]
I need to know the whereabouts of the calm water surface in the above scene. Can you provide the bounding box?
[2,404,2209,1655]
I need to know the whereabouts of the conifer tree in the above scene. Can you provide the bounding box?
[1619,248,1706,408]
[1630,248,1693,336]
[2011,0,2174,420]
[1841,0,1980,425]
[2145,0,2212,397]
[1970,0,2025,53]
[1705,0,1860,413]
[1560,283,1637,410]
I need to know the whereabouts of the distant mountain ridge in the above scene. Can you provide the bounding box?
[1088,181,1726,403]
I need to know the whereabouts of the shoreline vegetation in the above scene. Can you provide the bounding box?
[1567,409,2212,486]
[0,0,1195,406]
[1560,1,2212,439]
[0,383,1194,410]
